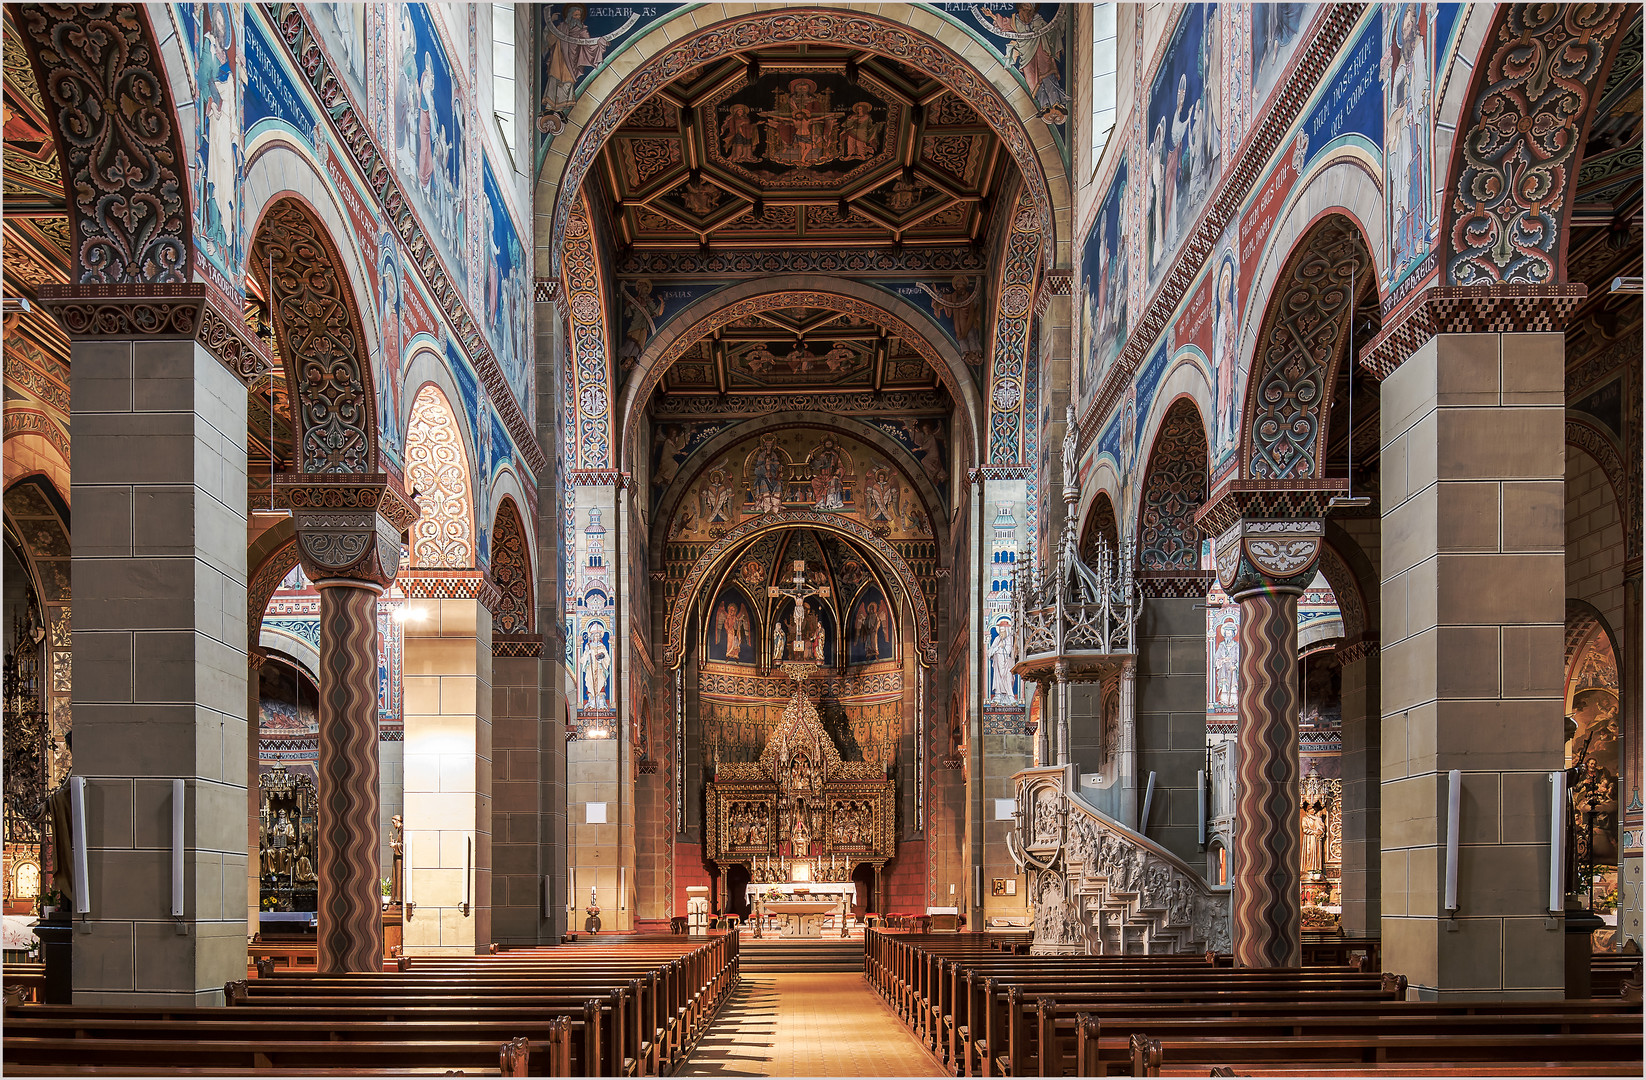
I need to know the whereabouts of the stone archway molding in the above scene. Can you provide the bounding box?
[541,6,1066,282]
[621,278,984,469]
[664,512,937,669]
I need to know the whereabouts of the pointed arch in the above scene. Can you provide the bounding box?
[491,496,535,635]
[404,383,476,569]
[1136,398,1209,574]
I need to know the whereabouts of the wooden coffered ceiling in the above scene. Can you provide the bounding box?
[595,48,1010,250]
[658,304,944,397]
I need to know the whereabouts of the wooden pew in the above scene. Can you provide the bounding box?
[1126,1030,1643,1077]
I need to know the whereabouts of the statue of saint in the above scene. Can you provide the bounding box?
[1301,809,1327,876]
[271,810,296,874]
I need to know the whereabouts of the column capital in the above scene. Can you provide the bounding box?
[398,568,503,611]
[1362,283,1586,379]
[36,282,275,385]
[274,473,418,590]
[1196,481,1344,600]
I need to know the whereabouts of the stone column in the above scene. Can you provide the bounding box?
[401,573,497,954]
[45,284,266,1006]
[276,474,416,973]
[1198,492,1333,969]
[1372,320,1567,998]
[1337,641,1381,935]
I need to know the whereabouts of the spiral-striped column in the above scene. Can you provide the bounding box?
[1232,588,1303,968]
[315,582,385,973]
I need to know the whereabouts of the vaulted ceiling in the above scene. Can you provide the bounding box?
[657,304,944,397]
[595,47,1009,251]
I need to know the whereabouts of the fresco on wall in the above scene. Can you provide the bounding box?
[1080,160,1129,399]
[847,585,896,665]
[394,4,467,291]
[537,4,675,117]
[193,3,244,293]
[245,12,317,143]
[1251,3,1309,113]
[482,162,533,424]
[1146,4,1222,287]
[1207,224,1242,467]
[669,430,936,542]
[947,3,1070,128]
[707,586,759,665]
[1383,2,1434,290]
[310,2,369,105]
[771,597,835,666]
[578,617,613,709]
[377,232,406,459]
[882,279,986,368]
[650,420,730,507]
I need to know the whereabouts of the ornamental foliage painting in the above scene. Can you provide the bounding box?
[405,385,474,570]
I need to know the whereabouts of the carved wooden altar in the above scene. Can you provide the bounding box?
[706,664,895,883]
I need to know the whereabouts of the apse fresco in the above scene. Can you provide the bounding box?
[309,2,369,105]
[1145,4,1222,289]
[770,597,836,667]
[1568,631,1621,908]
[394,3,467,293]
[846,584,897,665]
[706,586,759,665]
[667,430,936,542]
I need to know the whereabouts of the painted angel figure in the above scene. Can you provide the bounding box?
[916,276,983,363]
[542,6,639,113]
[699,467,735,524]
[976,4,1069,121]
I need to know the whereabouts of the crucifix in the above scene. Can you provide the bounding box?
[768,559,830,661]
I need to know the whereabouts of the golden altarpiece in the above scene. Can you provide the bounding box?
[705,663,894,932]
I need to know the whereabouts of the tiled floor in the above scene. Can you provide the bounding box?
[678,972,945,1077]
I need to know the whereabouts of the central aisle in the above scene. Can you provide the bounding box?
[678,972,945,1077]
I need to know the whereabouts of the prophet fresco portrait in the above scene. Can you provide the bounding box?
[965,4,1069,126]
[847,585,896,665]
[1252,3,1309,111]
[539,4,649,116]
[1383,1,1434,288]
[193,3,244,288]
[1146,4,1222,287]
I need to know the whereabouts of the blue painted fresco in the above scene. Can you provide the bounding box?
[244,13,316,141]
[1145,4,1223,288]
[1434,3,1465,79]
[193,3,244,294]
[1386,3,1434,290]
[1252,3,1310,110]
[846,585,896,665]
[310,3,369,104]
[1132,340,1172,456]
[481,161,532,425]
[707,586,759,664]
[394,4,467,292]
[1299,9,1384,171]
[1079,160,1128,400]
[618,279,723,373]
[650,420,731,509]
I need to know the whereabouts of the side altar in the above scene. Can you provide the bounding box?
[705,662,896,921]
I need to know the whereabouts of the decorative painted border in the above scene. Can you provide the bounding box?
[398,569,504,609]
[1360,284,1588,378]
[493,634,545,659]
[34,283,273,384]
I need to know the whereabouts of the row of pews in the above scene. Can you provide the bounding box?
[2,932,738,1076]
[865,931,1644,1077]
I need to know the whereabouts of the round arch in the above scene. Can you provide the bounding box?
[621,278,985,468]
[1134,396,1209,574]
[1238,212,1376,482]
[487,464,537,561]
[665,513,938,670]
[247,518,301,635]
[490,494,535,636]
[404,383,477,570]
[536,5,1071,279]
[648,412,948,566]
[1133,352,1215,490]
[249,195,382,474]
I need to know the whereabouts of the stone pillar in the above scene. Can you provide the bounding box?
[276,474,416,972]
[1198,493,1333,969]
[248,650,265,942]
[492,635,546,945]
[401,574,496,954]
[1375,327,1566,998]
[46,284,264,1006]
[1621,566,1643,947]
[1338,641,1381,935]
[1134,583,1214,866]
